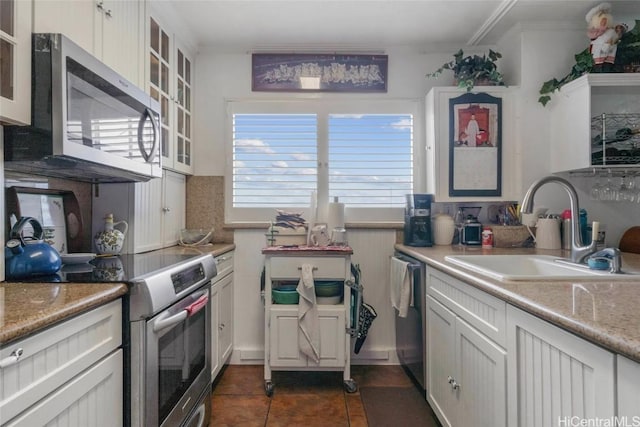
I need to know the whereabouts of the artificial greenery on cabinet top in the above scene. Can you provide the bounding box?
[427,49,506,92]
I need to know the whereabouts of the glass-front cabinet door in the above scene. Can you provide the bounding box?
[149,16,172,169]
[147,10,195,174]
[0,0,31,125]
[175,39,193,173]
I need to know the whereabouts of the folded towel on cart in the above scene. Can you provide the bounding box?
[297,263,320,363]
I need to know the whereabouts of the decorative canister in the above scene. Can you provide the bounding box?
[432,214,455,245]
[94,213,128,255]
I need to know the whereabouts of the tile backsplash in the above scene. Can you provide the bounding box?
[185,176,233,243]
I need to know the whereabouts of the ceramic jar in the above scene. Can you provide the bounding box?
[94,213,128,255]
[433,214,455,245]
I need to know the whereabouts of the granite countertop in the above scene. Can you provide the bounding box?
[395,244,640,363]
[0,243,236,345]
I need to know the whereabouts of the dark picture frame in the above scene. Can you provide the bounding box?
[448,92,502,197]
[252,53,388,92]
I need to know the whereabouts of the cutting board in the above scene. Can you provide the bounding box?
[619,226,640,254]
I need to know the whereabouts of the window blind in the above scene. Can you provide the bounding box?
[232,113,317,207]
[328,114,413,207]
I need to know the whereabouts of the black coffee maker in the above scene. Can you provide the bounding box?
[403,194,433,247]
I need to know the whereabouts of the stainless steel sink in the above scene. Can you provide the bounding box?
[444,255,640,281]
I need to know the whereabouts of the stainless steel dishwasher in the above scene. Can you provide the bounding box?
[392,252,426,392]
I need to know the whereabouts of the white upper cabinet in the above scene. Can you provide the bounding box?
[0,0,32,125]
[425,86,517,202]
[147,7,195,174]
[32,0,144,87]
[549,74,640,173]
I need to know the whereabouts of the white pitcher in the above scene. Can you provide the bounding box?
[94,213,128,255]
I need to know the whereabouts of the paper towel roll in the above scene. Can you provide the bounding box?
[327,197,345,232]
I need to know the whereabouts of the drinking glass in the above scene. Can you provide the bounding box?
[619,176,636,203]
[454,208,465,246]
[601,173,617,201]
[590,176,603,201]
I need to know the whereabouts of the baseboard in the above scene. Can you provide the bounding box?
[230,347,399,365]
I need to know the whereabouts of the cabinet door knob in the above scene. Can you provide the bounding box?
[162,207,171,213]
[96,1,104,10]
[447,375,454,384]
[105,9,112,17]
[0,348,24,368]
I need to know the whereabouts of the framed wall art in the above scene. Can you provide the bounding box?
[448,92,502,197]
[251,53,388,92]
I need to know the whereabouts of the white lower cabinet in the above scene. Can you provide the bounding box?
[4,350,123,427]
[427,286,507,427]
[0,300,123,426]
[211,251,234,381]
[506,305,615,426]
[426,268,507,427]
[269,306,346,368]
[616,355,640,418]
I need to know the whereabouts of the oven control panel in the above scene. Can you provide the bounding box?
[171,263,206,294]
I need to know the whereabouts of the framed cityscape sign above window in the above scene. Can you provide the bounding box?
[251,53,388,92]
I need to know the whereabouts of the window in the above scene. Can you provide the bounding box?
[227,99,421,223]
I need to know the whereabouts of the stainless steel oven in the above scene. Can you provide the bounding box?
[129,253,217,427]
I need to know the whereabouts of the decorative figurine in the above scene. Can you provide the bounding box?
[586,2,626,72]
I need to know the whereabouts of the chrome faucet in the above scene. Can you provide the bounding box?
[520,175,598,264]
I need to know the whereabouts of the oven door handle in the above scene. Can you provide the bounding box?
[152,290,209,333]
[152,310,188,333]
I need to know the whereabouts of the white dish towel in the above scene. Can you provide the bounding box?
[297,263,320,363]
[390,257,411,318]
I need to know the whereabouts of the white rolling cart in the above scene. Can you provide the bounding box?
[261,246,360,396]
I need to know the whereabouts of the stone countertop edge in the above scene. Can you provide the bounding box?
[395,244,640,363]
[0,243,236,345]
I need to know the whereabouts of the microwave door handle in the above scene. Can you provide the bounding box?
[138,107,159,163]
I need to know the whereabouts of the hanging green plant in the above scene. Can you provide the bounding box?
[427,49,506,92]
[538,49,594,107]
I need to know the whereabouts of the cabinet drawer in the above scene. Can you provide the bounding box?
[0,300,122,422]
[5,349,123,427]
[427,269,506,346]
[214,250,234,280]
[269,257,347,280]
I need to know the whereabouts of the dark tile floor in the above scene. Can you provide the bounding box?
[210,364,438,426]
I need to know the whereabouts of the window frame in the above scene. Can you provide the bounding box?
[225,98,424,224]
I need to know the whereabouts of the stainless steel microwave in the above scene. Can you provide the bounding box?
[3,33,162,183]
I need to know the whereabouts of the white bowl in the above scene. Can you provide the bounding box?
[61,253,96,265]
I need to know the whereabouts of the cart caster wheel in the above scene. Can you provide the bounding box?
[344,379,357,393]
[264,381,274,397]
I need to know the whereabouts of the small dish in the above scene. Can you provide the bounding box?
[61,253,96,265]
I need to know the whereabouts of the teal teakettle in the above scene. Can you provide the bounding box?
[5,217,62,280]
